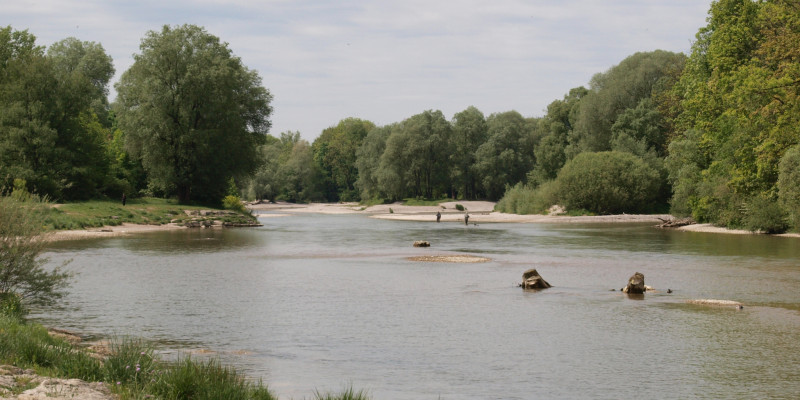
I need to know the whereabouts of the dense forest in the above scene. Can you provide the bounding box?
[1,0,798,232]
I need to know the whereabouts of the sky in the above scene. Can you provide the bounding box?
[3,0,712,141]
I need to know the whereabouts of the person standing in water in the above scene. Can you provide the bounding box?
[464,212,469,225]
[436,211,441,222]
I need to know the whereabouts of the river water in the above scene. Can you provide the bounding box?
[37,213,800,399]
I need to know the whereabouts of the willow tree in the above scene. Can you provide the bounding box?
[115,24,273,203]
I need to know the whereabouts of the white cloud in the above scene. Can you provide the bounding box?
[3,0,712,140]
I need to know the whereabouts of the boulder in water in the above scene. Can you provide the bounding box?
[623,272,646,294]
[520,268,551,289]
[413,240,431,247]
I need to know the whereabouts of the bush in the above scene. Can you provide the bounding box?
[222,195,247,214]
[778,145,800,230]
[0,194,72,310]
[554,151,661,214]
[454,203,465,211]
[743,195,789,234]
[496,181,560,215]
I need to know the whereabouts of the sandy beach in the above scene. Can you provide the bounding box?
[248,200,673,224]
[47,222,187,241]
[46,201,800,241]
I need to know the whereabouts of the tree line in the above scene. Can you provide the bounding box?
[1,0,799,232]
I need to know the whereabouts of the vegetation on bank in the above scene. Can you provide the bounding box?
[0,314,369,400]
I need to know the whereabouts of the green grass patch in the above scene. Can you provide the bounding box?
[358,198,389,207]
[402,197,448,206]
[37,197,256,231]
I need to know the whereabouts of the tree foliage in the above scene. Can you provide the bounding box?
[0,27,115,200]
[669,0,800,230]
[312,118,375,201]
[555,151,661,214]
[115,24,273,204]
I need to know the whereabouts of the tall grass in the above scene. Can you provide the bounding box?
[495,182,560,215]
[314,385,371,400]
[0,314,103,381]
[0,314,371,399]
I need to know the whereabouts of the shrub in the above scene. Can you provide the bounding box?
[0,195,72,311]
[778,145,800,230]
[454,203,465,211]
[743,195,789,234]
[554,151,661,214]
[222,195,247,214]
[496,181,561,215]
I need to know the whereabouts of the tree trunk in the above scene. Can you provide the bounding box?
[177,184,191,204]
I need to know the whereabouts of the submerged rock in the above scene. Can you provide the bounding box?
[520,268,551,289]
[623,272,646,294]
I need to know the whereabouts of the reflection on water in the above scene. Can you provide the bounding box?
[36,214,800,399]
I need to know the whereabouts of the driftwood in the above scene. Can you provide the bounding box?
[657,217,695,228]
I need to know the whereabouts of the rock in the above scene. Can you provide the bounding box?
[686,299,744,308]
[520,268,551,289]
[623,272,645,294]
[413,240,431,247]
[18,378,113,400]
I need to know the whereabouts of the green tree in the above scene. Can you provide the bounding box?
[0,193,71,315]
[670,0,800,230]
[355,125,392,200]
[568,51,686,156]
[0,28,115,200]
[450,106,488,199]
[529,87,587,184]
[474,111,535,200]
[115,24,273,204]
[312,118,375,201]
[778,145,800,228]
[376,111,452,200]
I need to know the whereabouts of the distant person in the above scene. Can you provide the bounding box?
[436,211,441,222]
[464,212,469,226]
[122,193,126,206]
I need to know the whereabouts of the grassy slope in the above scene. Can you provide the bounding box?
[43,198,256,231]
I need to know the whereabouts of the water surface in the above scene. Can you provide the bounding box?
[38,213,800,399]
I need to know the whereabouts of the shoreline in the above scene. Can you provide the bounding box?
[247,200,671,223]
[47,222,188,241]
[44,201,800,241]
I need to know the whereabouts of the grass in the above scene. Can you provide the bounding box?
[0,314,370,400]
[402,197,449,206]
[40,197,257,231]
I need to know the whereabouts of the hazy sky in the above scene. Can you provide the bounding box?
[4,1,712,140]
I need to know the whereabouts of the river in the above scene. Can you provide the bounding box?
[37,212,800,399]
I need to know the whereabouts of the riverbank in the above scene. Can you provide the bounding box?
[247,200,673,224]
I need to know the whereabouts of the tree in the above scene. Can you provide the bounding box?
[0,28,115,200]
[474,111,535,200]
[355,125,392,200]
[0,191,71,315]
[669,0,800,230]
[376,110,451,200]
[115,24,273,204]
[450,106,488,199]
[312,118,375,201]
[568,51,686,156]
